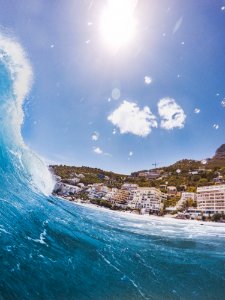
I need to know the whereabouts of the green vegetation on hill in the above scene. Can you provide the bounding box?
[50,163,225,191]
[50,165,126,187]
[50,144,225,191]
[161,159,202,172]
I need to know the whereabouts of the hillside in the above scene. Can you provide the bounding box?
[50,165,127,188]
[207,144,225,168]
[50,144,225,191]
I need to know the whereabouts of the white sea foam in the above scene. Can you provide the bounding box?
[27,229,47,245]
[70,201,225,240]
[0,31,54,195]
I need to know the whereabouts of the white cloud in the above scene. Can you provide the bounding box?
[144,76,152,85]
[221,6,225,11]
[112,128,117,135]
[194,108,200,114]
[93,147,112,157]
[93,147,103,154]
[221,99,225,107]
[157,98,186,130]
[213,124,219,130]
[129,151,133,156]
[92,131,99,141]
[108,100,157,137]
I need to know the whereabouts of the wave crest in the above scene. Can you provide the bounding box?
[0,31,54,195]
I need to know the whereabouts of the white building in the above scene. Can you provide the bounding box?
[66,177,80,185]
[197,185,225,214]
[54,182,81,196]
[176,192,196,209]
[127,187,167,212]
[121,183,138,190]
[87,184,109,199]
[181,192,196,201]
[167,186,177,195]
[102,188,118,201]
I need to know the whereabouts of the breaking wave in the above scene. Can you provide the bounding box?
[0,31,54,196]
[0,32,225,300]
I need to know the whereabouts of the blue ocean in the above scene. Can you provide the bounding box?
[0,33,225,300]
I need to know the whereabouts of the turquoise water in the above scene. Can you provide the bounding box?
[1,198,225,300]
[0,33,225,300]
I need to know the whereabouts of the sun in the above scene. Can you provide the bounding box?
[100,0,137,50]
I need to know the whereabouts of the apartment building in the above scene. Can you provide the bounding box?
[176,192,196,210]
[127,187,167,212]
[167,186,177,195]
[197,185,225,213]
[88,184,109,199]
[111,189,130,204]
[121,183,138,190]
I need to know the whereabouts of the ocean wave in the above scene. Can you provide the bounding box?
[0,32,225,300]
[0,31,54,195]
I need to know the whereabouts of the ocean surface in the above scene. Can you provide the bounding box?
[0,32,225,300]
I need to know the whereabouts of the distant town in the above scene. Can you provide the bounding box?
[50,144,225,222]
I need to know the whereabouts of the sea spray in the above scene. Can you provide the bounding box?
[0,31,54,195]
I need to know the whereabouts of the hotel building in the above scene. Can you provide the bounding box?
[127,187,167,212]
[197,185,225,214]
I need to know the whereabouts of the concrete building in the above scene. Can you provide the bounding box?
[146,172,161,179]
[197,184,225,214]
[213,175,224,184]
[53,182,81,197]
[66,177,80,185]
[189,170,199,175]
[127,187,167,213]
[136,170,161,179]
[111,189,130,204]
[167,186,177,195]
[121,183,138,190]
[176,192,196,210]
[88,184,109,199]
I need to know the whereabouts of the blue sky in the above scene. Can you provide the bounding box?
[1,0,225,174]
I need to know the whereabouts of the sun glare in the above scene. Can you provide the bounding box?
[100,0,137,50]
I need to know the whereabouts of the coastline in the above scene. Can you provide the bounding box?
[55,196,225,227]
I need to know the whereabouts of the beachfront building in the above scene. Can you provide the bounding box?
[110,189,130,205]
[176,192,196,210]
[102,188,118,201]
[88,184,109,199]
[197,184,225,214]
[127,187,167,213]
[53,182,81,197]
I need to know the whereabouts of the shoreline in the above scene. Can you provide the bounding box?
[54,196,225,227]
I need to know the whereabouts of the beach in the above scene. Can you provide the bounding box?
[55,196,225,228]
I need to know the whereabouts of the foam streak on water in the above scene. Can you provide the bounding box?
[0,32,225,300]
